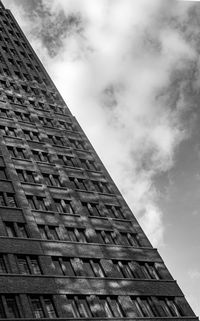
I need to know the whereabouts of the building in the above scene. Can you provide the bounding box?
[0,0,197,320]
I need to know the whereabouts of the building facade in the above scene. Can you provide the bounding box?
[0,1,197,320]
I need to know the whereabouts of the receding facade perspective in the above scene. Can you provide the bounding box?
[0,1,197,320]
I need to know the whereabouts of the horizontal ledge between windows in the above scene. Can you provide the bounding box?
[77,189,118,197]
[20,182,42,187]
[18,120,34,125]
[0,116,13,120]
[0,274,175,283]
[11,158,32,162]
[31,209,80,217]
[46,143,70,148]
[2,135,22,141]
[0,206,22,210]
[1,316,195,321]
[0,237,152,249]
[34,161,55,166]
[88,215,134,223]
[26,139,44,145]
[0,179,13,183]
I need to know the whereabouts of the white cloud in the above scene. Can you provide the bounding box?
[3,0,198,247]
[188,269,200,279]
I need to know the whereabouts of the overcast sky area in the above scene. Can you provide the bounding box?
[2,0,200,315]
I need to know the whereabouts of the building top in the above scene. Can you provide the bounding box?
[0,1,4,8]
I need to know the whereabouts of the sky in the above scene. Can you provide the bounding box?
[2,0,200,316]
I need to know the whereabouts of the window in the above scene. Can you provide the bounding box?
[80,158,98,171]
[17,255,41,275]
[4,222,29,238]
[54,198,74,214]
[7,146,27,159]
[38,225,61,241]
[0,125,17,137]
[43,173,61,187]
[3,296,20,318]
[47,134,64,146]
[82,202,102,217]
[69,177,89,191]
[30,296,57,319]
[23,130,40,142]
[0,167,7,180]
[0,108,10,118]
[105,205,125,219]
[90,259,104,277]
[57,120,73,131]
[57,154,76,167]
[65,227,87,243]
[96,230,116,245]
[15,111,31,122]
[120,232,139,247]
[92,181,111,194]
[32,150,50,163]
[16,169,36,183]
[69,138,85,150]
[51,257,75,276]
[63,295,126,319]
[39,117,54,127]
[0,255,8,273]
[0,192,17,207]
[27,195,49,211]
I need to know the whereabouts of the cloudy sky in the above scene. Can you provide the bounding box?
[2,0,200,315]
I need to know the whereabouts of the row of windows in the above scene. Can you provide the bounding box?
[39,116,74,131]
[60,295,185,319]
[0,254,41,275]
[0,126,86,149]
[0,253,161,280]
[0,187,125,219]
[27,195,75,214]
[27,194,125,220]
[17,170,112,194]
[7,145,98,171]
[51,256,161,280]
[69,176,112,194]
[0,293,186,319]
[2,220,140,247]
[38,225,140,247]
[0,294,55,319]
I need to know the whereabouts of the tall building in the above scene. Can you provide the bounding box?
[0,0,197,320]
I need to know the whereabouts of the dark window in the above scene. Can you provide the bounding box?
[80,159,98,171]
[43,174,61,187]
[4,222,28,238]
[32,151,50,163]
[27,195,48,211]
[0,167,7,180]
[30,298,44,318]
[105,205,124,219]
[54,199,74,214]
[57,154,76,167]
[17,255,41,275]
[17,169,36,183]
[30,296,57,319]
[5,297,20,318]
[24,130,40,142]
[82,202,101,217]
[69,138,85,150]
[7,146,27,159]
[0,255,8,273]
[0,192,17,207]
[38,225,61,240]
